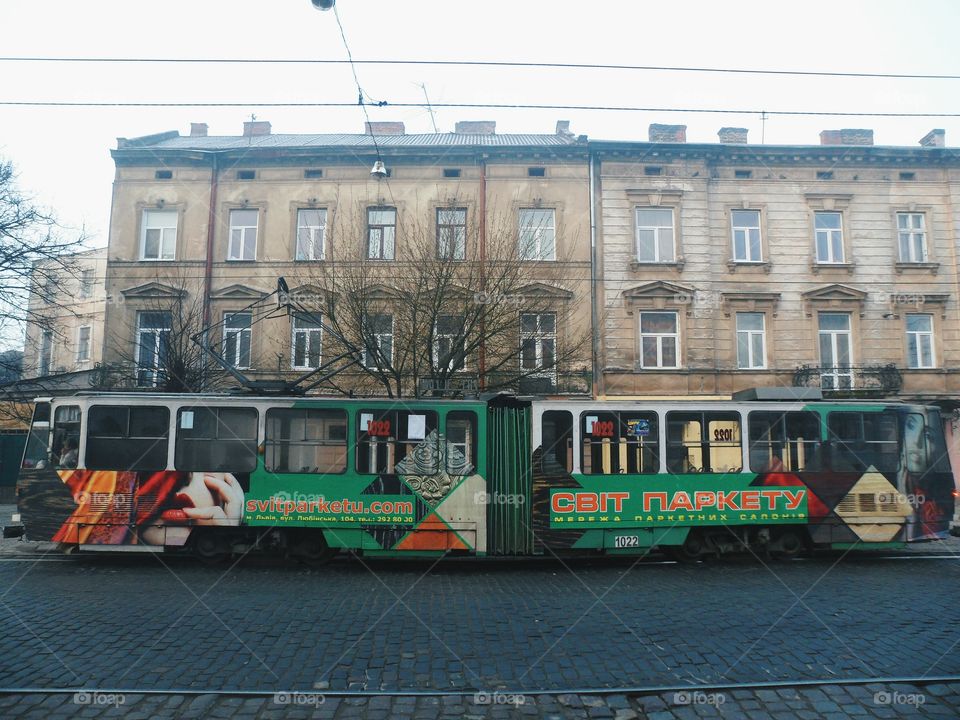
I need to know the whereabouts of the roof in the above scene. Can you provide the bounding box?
[125,132,581,151]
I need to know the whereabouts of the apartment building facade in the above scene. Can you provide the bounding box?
[593,125,960,407]
[23,247,107,379]
[102,120,593,395]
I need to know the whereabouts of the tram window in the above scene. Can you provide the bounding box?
[356,410,438,474]
[666,411,742,474]
[748,412,822,473]
[175,406,258,473]
[87,405,170,471]
[265,408,347,474]
[21,402,51,469]
[828,411,899,472]
[541,410,573,472]
[581,411,659,474]
[445,411,476,475]
[51,405,81,469]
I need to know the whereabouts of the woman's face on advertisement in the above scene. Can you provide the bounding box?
[905,413,926,473]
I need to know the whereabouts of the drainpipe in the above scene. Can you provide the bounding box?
[478,157,487,390]
[589,151,602,398]
[202,153,219,328]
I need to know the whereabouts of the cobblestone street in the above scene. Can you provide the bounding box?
[1,514,959,716]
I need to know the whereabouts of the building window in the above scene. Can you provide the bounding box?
[296,208,327,261]
[367,207,396,260]
[519,209,555,261]
[897,212,927,262]
[39,330,53,376]
[818,312,852,389]
[140,210,177,261]
[363,313,393,368]
[814,211,844,263]
[292,313,322,370]
[520,312,556,374]
[736,312,766,369]
[639,311,679,369]
[437,208,466,260]
[906,314,935,368]
[136,311,171,387]
[79,269,95,298]
[224,312,252,369]
[228,209,258,261]
[731,209,762,262]
[76,326,92,363]
[434,315,465,371]
[635,208,675,263]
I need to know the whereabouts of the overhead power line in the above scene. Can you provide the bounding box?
[1,100,958,118]
[2,56,960,81]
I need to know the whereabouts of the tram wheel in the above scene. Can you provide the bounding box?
[771,530,805,560]
[193,531,230,565]
[290,532,335,568]
[664,533,706,563]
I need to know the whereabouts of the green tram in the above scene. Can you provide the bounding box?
[12,390,956,561]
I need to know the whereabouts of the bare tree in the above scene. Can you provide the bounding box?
[98,269,228,393]
[292,199,592,398]
[1,159,88,347]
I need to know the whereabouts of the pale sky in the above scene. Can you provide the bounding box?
[1,0,959,248]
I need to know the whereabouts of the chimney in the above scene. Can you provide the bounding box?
[820,128,873,146]
[718,127,748,144]
[556,120,572,137]
[190,123,208,137]
[649,124,687,143]
[364,121,405,135]
[919,129,945,147]
[243,120,271,137]
[454,121,496,135]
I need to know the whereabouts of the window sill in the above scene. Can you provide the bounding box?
[895,261,939,275]
[811,261,855,275]
[726,260,771,273]
[139,257,176,262]
[294,258,326,263]
[630,258,685,272]
[225,259,258,263]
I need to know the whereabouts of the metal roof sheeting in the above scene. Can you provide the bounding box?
[143,132,579,150]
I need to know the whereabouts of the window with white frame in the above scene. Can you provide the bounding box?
[519,209,556,261]
[79,268,95,298]
[363,313,393,368]
[437,208,466,260]
[434,315,465,371]
[76,326,91,363]
[814,211,844,263]
[296,208,327,261]
[639,311,679,368]
[136,311,171,387]
[736,312,766,369]
[228,209,258,261]
[906,314,935,368]
[897,212,927,262]
[224,312,252,368]
[520,312,557,374]
[731,209,763,262]
[818,312,852,389]
[39,330,53,376]
[140,210,177,261]
[292,313,322,369]
[635,208,675,263]
[367,207,396,260]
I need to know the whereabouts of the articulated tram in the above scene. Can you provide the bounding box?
[12,390,955,562]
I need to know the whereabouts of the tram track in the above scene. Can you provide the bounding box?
[2,674,960,698]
